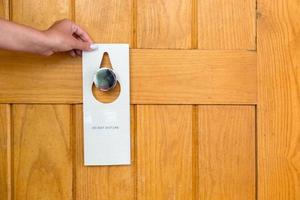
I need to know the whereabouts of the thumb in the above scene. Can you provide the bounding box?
[72,39,91,51]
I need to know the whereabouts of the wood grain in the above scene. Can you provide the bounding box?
[74,104,135,200]
[2,0,296,199]
[198,106,256,200]
[0,50,257,104]
[198,0,256,50]
[137,0,192,49]
[0,0,9,19]
[131,49,256,104]
[92,82,121,104]
[75,0,132,45]
[11,0,71,29]
[137,105,192,199]
[13,105,72,200]
[0,53,81,103]
[0,104,11,200]
[257,0,300,199]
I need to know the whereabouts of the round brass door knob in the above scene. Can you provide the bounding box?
[93,68,118,92]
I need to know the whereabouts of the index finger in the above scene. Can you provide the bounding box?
[72,23,93,43]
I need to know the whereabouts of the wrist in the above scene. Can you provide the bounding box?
[34,30,55,56]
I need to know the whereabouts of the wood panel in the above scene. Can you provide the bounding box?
[198,0,256,50]
[131,50,256,104]
[137,105,193,199]
[137,0,192,49]
[74,104,135,200]
[0,53,81,103]
[13,105,72,199]
[11,0,71,29]
[198,106,255,200]
[0,0,9,19]
[0,104,11,200]
[75,0,132,45]
[0,50,257,104]
[257,0,300,199]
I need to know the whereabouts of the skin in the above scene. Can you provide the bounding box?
[0,18,93,56]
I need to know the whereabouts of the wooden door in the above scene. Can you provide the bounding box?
[0,0,299,200]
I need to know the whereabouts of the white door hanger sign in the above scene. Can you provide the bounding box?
[82,44,130,166]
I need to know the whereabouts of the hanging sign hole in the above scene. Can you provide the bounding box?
[92,81,121,103]
[92,52,121,103]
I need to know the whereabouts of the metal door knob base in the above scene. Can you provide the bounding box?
[93,68,118,92]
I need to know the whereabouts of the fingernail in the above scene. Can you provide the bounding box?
[90,44,98,50]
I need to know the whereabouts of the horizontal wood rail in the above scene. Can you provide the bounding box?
[0,49,256,104]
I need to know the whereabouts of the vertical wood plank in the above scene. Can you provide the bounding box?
[198,106,255,200]
[11,0,71,29]
[0,0,9,19]
[137,0,192,49]
[74,104,135,200]
[0,104,11,200]
[75,0,132,45]
[198,0,256,50]
[74,1,134,197]
[13,105,72,200]
[257,0,300,199]
[137,105,193,199]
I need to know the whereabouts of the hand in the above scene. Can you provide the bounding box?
[43,19,93,57]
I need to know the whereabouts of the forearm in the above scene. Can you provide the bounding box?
[0,18,51,55]
[0,18,92,56]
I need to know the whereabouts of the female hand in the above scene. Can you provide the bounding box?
[0,18,94,56]
[44,19,94,57]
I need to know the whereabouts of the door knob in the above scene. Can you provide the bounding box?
[93,68,118,91]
